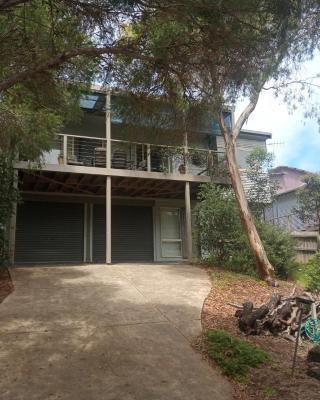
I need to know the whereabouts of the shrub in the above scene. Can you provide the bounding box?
[0,154,19,268]
[206,329,269,381]
[194,183,297,278]
[194,184,242,265]
[304,251,320,293]
[256,222,298,278]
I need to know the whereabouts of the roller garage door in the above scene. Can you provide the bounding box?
[92,205,154,263]
[15,201,84,264]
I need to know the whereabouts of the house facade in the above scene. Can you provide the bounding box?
[10,89,271,265]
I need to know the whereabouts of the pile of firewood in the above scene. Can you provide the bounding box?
[232,289,320,341]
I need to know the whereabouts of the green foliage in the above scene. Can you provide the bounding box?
[230,220,298,278]
[245,147,277,218]
[0,1,97,158]
[257,222,298,278]
[304,251,320,293]
[194,183,297,278]
[113,1,320,118]
[0,155,19,268]
[0,83,85,159]
[263,387,279,398]
[206,330,269,381]
[294,174,320,233]
[194,184,242,264]
[0,2,99,269]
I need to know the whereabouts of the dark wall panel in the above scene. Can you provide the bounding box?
[15,202,84,264]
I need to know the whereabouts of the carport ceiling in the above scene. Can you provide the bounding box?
[19,171,200,199]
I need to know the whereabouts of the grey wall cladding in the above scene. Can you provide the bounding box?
[92,205,154,263]
[15,201,84,263]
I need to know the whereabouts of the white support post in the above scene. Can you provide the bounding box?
[185,181,193,263]
[63,135,68,165]
[8,170,18,266]
[106,176,112,264]
[83,203,87,262]
[106,88,111,169]
[89,203,93,262]
[183,129,189,174]
[147,144,151,172]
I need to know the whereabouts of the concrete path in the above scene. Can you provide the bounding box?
[0,264,233,400]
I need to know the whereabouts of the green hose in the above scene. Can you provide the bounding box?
[302,318,320,343]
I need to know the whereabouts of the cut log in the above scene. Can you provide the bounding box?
[238,294,281,334]
[234,295,319,339]
[284,306,298,334]
[278,301,293,320]
[267,300,293,333]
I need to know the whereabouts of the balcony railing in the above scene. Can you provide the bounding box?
[41,134,228,178]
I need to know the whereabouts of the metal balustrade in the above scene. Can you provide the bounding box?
[41,134,228,178]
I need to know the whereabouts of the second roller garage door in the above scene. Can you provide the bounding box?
[92,205,154,263]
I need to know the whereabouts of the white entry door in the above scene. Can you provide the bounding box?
[159,208,183,259]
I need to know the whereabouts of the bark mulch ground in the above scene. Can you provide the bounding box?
[0,268,14,304]
[195,267,320,400]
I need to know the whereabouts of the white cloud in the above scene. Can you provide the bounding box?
[235,54,320,172]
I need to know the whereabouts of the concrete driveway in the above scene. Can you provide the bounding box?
[0,264,232,400]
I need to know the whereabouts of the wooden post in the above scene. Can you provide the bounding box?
[8,170,18,266]
[63,135,68,165]
[106,176,112,264]
[106,88,111,169]
[185,181,193,262]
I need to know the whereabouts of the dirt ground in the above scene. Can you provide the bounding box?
[196,267,320,400]
[0,268,14,304]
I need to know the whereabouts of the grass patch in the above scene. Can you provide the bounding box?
[263,387,279,397]
[211,270,248,283]
[206,329,269,382]
[210,269,267,290]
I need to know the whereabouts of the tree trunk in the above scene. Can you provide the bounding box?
[222,129,275,285]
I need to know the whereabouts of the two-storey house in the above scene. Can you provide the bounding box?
[11,88,271,265]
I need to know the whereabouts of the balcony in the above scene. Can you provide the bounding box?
[33,134,228,182]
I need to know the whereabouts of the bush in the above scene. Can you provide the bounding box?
[0,154,19,268]
[194,183,297,278]
[194,184,242,264]
[206,330,269,381]
[256,222,298,278]
[304,251,320,293]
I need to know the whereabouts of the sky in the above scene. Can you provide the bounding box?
[235,54,320,172]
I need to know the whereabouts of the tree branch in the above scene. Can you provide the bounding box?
[263,78,320,91]
[0,45,157,93]
[0,0,28,11]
